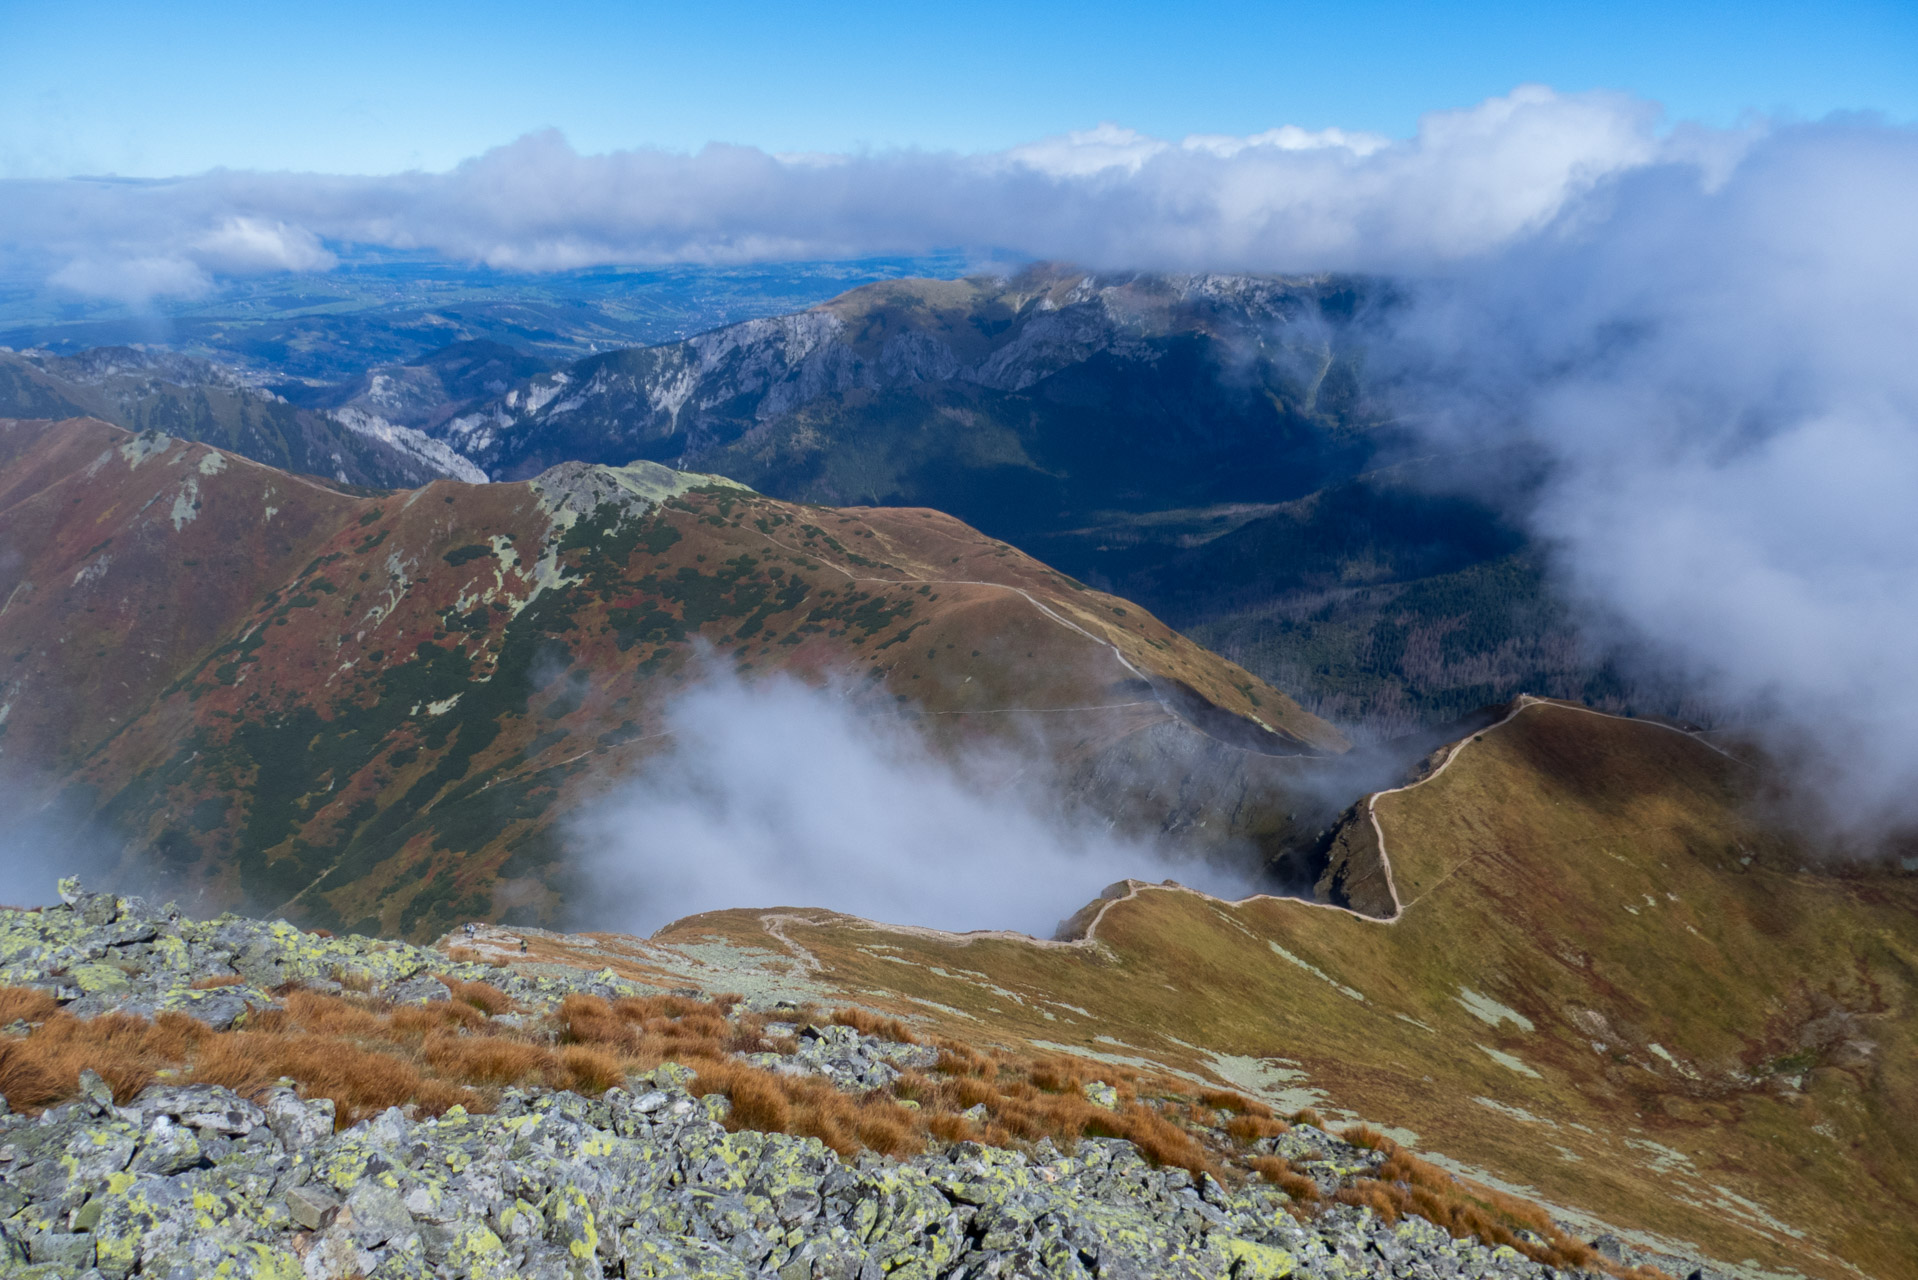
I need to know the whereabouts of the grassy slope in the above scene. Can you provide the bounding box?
[547,700,1918,1280]
[1,417,1343,940]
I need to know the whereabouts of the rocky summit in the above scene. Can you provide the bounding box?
[0,882,1713,1280]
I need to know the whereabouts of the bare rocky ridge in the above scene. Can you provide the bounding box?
[0,349,481,488]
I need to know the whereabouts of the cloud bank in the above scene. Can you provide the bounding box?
[565,669,1249,937]
[1378,118,1918,838]
[3,86,1673,297]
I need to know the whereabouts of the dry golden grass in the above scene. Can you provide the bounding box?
[0,1009,207,1107]
[829,1007,918,1043]
[192,1033,420,1126]
[689,1058,922,1159]
[1225,1113,1290,1145]
[558,1045,626,1093]
[0,986,61,1024]
[1325,1131,1662,1276]
[413,1077,481,1116]
[189,974,247,990]
[388,1001,486,1037]
[1200,1088,1272,1118]
[1339,1122,1390,1150]
[421,1033,552,1086]
[1250,1155,1322,1203]
[437,977,513,1015]
[0,979,1637,1270]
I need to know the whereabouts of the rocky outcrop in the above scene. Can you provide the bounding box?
[0,880,616,1027]
[0,1070,1588,1280]
[0,883,1722,1279]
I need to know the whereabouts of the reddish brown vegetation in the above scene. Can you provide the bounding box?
[0,987,61,1025]
[689,1059,920,1159]
[189,975,247,990]
[0,1008,206,1108]
[1339,1123,1389,1150]
[436,977,513,1016]
[830,1007,918,1043]
[1199,1088,1272,1117]
[1250,1155,1322,1203]
[0,983,1631,1271]
[1326,1130,1665,1277]
[0,979,661,1127]
[1225,1113,1290,1145]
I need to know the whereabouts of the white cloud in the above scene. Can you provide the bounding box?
[2,87,1683,286]
[47,254,211,302]
[192,216,336,274]
[1380,117,1918,837]
[566,667,1247,937]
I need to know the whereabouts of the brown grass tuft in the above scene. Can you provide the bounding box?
[692,1060,791,1131]
[389,1002,486,1038]
[190,975,247,990]
[421,1033,552,1086]
[0,1009,205,1107]
[1340,1123,1390,1150]
[1225,1113,1289,1145]
[829,1007,917,1043]
[1028,1058,1083,1094]
[191,1032,420,1128]
[1332,1138,1607,1271]
[927,1112,975,1144]
[1251,1156,1321,1202]
[931,1039,996,1078]
[556,1045,625,1093]
[0,987,61,1024]
[437,977,512,1016]
[1336,1181,1402,1221]
[1199,1088,1272,1118]
[413,1077,482,1116]
[284,990,384,1037]
[1291,1107,1325,1128]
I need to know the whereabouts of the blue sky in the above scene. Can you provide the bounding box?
[2,0,1913,177]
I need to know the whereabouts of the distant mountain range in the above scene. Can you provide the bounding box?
[1,265,1665,737]
[413,265,1641,733]
[0,346,482,488]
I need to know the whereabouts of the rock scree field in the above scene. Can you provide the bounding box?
[0,876,1781,1280]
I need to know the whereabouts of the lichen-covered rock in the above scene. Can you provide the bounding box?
[0,884,693,1055]
[0,885,1710,1278]
[0,1074,1594,1280]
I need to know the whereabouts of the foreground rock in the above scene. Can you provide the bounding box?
[0,1075,1570,1280]
[0,880,623,1027]
[0,884,1715,1278]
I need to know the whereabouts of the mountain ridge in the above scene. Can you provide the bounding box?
[0,415,1352,942]
[0,347,483,488]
